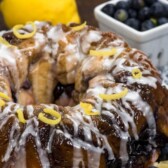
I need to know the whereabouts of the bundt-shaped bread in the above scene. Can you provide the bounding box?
[0,21,168,168]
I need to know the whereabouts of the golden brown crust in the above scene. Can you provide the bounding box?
[0,22,168,168]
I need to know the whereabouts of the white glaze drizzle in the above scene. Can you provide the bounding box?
[46,127,55,153]
[81,30,102,53]
[17,118,50,168]
[2,117,20,162]
[26,105,34,117]
[0,21,160,168]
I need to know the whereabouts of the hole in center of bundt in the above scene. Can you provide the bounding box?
[53,82,76,107]
[15,79,76,106]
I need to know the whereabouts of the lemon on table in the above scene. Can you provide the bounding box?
[0,0,80,28]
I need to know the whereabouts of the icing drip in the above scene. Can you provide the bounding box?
[85,82,156,165]
[81,30,102,53]
[2,117,20,162]
[0,45,21,90]
[87,151,101,168]
[56,129,103,168]
[17,118,50,168]
[123,91,156,133]
[64,109,114,162]
[0,21,160,167]
[0,102,16,119]
[46,127,55,153]
[73,146,85,168]
[0,104,50,167]
[26,105,34,117]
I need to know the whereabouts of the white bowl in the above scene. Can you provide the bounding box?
[94,0,168,66]
[160,0,168,4]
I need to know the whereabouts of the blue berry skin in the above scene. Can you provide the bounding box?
[101,0,168,32]
[141,19,155,31]
[164,5,168,17]
[128,8,137,18]
[101,4,116,17]
[145,0,158,6]
[125,18,140,30]
[138,7,151,21]
[114,9,128,22]
[54,83,64,99]
[116,1,130,10]
[158,17,168,25]
[159,144,168,161]
[131,0,145,10]
[151,2,165,18]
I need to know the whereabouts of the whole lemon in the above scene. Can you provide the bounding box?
[0,0,80,28]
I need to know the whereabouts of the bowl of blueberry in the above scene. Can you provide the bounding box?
[94,0,168,66]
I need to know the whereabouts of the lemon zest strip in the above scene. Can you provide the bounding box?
[0,92,10,101]
[13,22,37,39]
[71,21,87,31]
[16,109,26,123]
[0,99,5,107]
[99,88,128,101]
[80,102,100,116]
[89,48,117,57]
[132,68,142,79]
[0,36,12,47]
[38,108,61,126]
[154,161,168,168]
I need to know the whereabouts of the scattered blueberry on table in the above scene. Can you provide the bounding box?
[101,0,168,31]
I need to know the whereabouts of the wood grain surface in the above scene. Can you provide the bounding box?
[76,0,107,26]
[0,0,107,30]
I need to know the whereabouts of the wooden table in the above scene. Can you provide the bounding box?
[76,0,107,26]
[0,0,107,30]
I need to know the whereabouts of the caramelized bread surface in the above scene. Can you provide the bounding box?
[0,22,167,168]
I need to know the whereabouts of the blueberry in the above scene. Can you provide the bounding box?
[114,9,128,22]
[21,80,31,90]
[145,0,158,6]
[138,7,151,21]
[131,0,145,10]
[164,5,168,17]
[64,84,74,97]
[158,17,168,25]
[151,2,165,18]
[115,1,130,10]
[141,19,155,31]
[54,82,64,99]
[128,8,137,18]
[125,18,141,30]
[101,4,116,17]
[159,144,168,161]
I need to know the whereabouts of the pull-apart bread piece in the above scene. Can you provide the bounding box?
[0,21,168,168]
